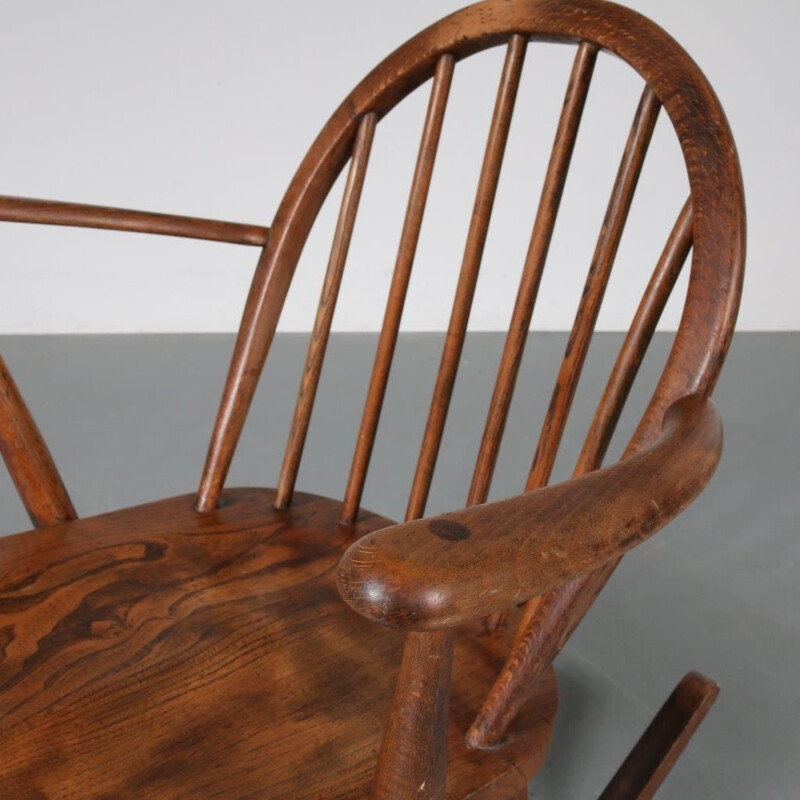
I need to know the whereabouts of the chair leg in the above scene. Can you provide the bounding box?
[597,671,719,800]
[371,630,455,800]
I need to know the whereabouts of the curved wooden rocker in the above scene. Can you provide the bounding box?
[0,0,743,797]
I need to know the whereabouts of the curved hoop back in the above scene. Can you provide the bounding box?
[197,0,745,515]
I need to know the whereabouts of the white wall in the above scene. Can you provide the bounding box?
[0,1,794,333]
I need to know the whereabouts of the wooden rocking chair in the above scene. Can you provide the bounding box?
[0,0,744,797]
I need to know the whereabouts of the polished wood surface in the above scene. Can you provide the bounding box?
[341,54,456,526]
[0,488,555,798]
[469,41,597,508]
[469,568,608,750]
[371,630,455,800]
[577,198,695,474]
[598,672,720,800]
[276,113,377,510]
[471,197,696,747]
[0,194,268,246]
[338,396,721,630]
[525,85,661,494]
[406,34,527,523]
[197,0,744,523]
[0,355,76,528]
[1,0,746,796]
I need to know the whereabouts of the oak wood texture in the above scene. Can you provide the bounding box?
[196,0,744,522]
[598,672,720,800]
[469,41,597,508]
[576,198,694,475]
[0,194,269,246]
[0,0,746,797]
[405,34,527,523]
[471,197,696,747]
[0,488,555,798]
[342,54,455,526]
[338,395,721,630]
[525,85,660,495]
[191,10,744,773]
[0,355,76,527]
[276,113,378,510]
[371,630,455,800]
[468,567,609,750]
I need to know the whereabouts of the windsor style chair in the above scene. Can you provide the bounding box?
[0,0,744,797]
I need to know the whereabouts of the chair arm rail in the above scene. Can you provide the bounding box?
[0,194,269,246]
[337,395,722,630]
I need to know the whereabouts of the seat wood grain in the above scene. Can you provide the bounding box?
[0,488,555,799]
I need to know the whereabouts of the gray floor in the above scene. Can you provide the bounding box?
[0,331,796,798]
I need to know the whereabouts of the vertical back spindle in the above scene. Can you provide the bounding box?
[576,196,693,474]
[0,355,77,527]
[468,42,597,506]
[483,85,660,631]
[470,199,695,749]
[340,56,455,524]
[525,85,661,493]
[275,113,377,508]
[406,34,528,522]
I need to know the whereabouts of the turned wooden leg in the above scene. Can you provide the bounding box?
[371,630,455,800]
[597,671,719,800]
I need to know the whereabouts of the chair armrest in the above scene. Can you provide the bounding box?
[0,195,268,246]
[337,395,722,630]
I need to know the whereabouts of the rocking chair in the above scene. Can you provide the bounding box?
[0,0,744,797]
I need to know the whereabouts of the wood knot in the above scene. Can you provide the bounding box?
[429,519,471,542]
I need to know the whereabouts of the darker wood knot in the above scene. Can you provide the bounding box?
[429,519,471,542]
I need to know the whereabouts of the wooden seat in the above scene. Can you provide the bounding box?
[0,488,555,798]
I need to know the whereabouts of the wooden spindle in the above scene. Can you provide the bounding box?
[576,197,693,473]
[406,34,527,522]
[525,85,661,494]
[370,630,454,800]
[471,199,693,748]
[275,113,377,508]
[0,195,269,246]
[0,355,77,527]
[468,567,608,748]
[484,84,661,631]
[340,56,455,524]
[598,672,719,800]
[196,111,365,512]
[468,42,597,506]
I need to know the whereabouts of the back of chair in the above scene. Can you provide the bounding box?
[196,0,743,787]
[198,0,743,520]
